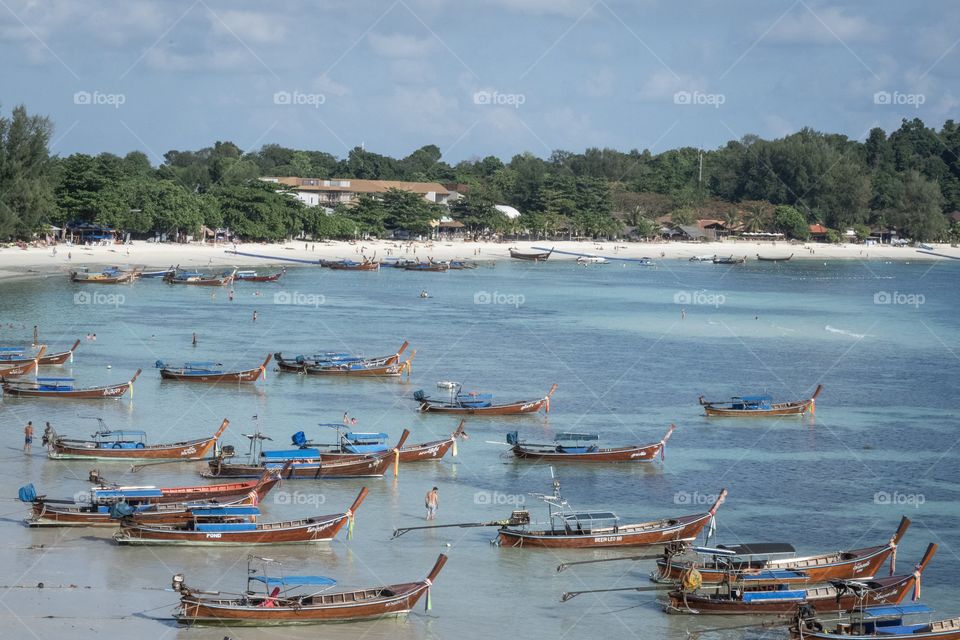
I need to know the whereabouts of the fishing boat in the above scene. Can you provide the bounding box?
[509,247,553,261]
[71,267,139,283]
[689,255,714,262]
[156,355,272,382]
[286,420,468,463]
[713,256,747,264]
[327,259,380,271]
[165,269,236,286]
[790,603,960,639]
[114,488,368,546]
[700,384,823,417]
[45,418,229,461]
[414,383,557,415]
[664,543,935,615]
[404,261,449,272]
[139,268,175,278]
[285,353,415,377]
[653,517,911,585]
[36,340,81,365]
[757,253,794,262]
[205,431,411,479]
[171,553,447,625]
[20,466,284,527]
[234,269,285,282]
[0,344,47,366]
[0,358,38,378]
[576,256,609,265]
[446,260,476,270]
[275,342,410,375]
[2,369,141,399]
[26,495,261,528]
[506,424,674,463]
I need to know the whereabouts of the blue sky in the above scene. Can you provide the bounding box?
[2,0,958,164]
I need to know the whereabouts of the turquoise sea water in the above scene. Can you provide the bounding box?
[0,259,957,639]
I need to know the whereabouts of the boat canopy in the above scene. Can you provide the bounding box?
[860,604,933,619]
[714,543,796,556]
[345,432,388,442]
[554,433,600,442]
[261,448,322,460]
[184,361,223,369]
[562,511,618,523]
[738,570,807,582]
[97,430,147,439]
[250,575,337,588]
[191,506,260,517]
[733,395,773,403]
[36,377,75,382]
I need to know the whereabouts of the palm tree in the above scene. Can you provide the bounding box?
[743,202,771,232]
[723,208,740,231]
[670,207,696,226]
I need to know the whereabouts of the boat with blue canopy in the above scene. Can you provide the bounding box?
[2,369,141,399]
[699,385,822,417]
[507,424,675,463]
[157,355,271,383]
[790,601,960,639]
[46,417,229,460]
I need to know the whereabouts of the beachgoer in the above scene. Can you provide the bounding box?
[42,422,53,446]
[343,412,349,425]
[252,310,258,322]
[192,333,197,347]
[24,422,34,453]
[425,487,439,520]
[33,325,38,345]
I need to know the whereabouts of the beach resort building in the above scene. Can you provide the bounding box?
[261,177,458,211]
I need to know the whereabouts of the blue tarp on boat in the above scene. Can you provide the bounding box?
[195,522,258,532]
[250,575,337,588]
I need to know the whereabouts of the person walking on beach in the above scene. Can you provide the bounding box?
[24,422,34,453]
[425,487,439,520]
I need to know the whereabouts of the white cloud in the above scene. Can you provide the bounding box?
[764,6,876,45]
[313,75,351,97]
[368,32,436,58]
[763,114,796,139]
[583,67,616,97]
[637,70,701,101]
[485,0,596,18]
[209,10,288,45]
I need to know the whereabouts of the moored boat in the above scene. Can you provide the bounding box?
[790,603,960,639]
[37,340,81,365]
[507,424,675,463]
[0,344,47,366]
[45,418,230,461]
[509,247,553,261]
[327,259,380,271]
[757,253,794,262]
[172,553,447,625]
[2,369,141,399]
[71,267,139,283]
[234,268,285,282]
[414,383,556,415]
[0,358,39,378]
[274,342,409,375]
[700,384,822,417]
[157,355,272,382]
[713,255,747,264]
[285,420,468,463]
[165,269,236,286]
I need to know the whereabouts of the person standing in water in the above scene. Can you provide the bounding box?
[24,422,34,453]
[425,487,439,520]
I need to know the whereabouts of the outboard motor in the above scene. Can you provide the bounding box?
[291,431,308,448]
[154,360,166,369]
[109,502,136,519]
[505,431,519,445]
[18,484,37,503]
[413,390,426,402]
[220,444,236,458]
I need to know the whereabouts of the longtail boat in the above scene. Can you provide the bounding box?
[509,247,553,261]
[157,355,272,382]
[327,259,380,271]
[790,603,960,639]
[20,466,283,527]
[713,255,747,265]
[653,517,911,585]
[28,495,259,528]
[664,543,935,615]
[37,340,81,365]
[757,253,794,262]
[274,342,409,373]
[284,420,468,463]
[71,267,139,283]
[0,359,38,378]
[0,344,47,366]
[45,418,229,461]
[172,553,447,625]
[114,487,368,546]
[404,259,449,272]
[2,369,141,399]
[139,268,175,279]
[414,383,557,415]
[699,384,823,417]
[165,269,236,286]
[205,431,411,479]
[507,424,674,463]
[235,269,285,282]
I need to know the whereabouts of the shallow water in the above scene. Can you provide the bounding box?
[0,259,957,639]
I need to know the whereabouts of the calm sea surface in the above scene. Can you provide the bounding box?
[0,258,957,639]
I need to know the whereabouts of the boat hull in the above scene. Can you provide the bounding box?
[116,513,349,545]
[37,340,81,365]
[511,443,662,462]
[497,513,712,549]
[206,455,394,479]
[0,359,39,377]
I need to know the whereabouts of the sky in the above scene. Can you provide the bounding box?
[1,0,958,165]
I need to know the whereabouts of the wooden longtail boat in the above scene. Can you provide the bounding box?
[165,269,236,286]
[46,418,229,461]
[757,253,794,262]
[71,267,139,283]
[495,482,727,549]
[654,517,911,585]
[27,495,259,528]
[790,603,960,640]
[172,553,447,625]
[328,259,380,271]
[0,358,38,378]
[404,260,449,272]
[699,384,823,417]
[157,355,272,382]
[300,353,414,377]
[284,420,467,463]
[2,369,141,399]
[114,488,368,546]
[398,420,467,462]
[664,543,935,615]
[274,342,409,373]
[235,269,285,282]
[37,340,81,365]
[0,344,47,366]
[205,431,411,479]
[21,466,283,526]
[509,247,553,261]
[507,424,674,463]
[713,255,747,264]
[414,383,557,415]
[139,268,175,279]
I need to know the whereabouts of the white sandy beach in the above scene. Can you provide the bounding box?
[0,238,956,280]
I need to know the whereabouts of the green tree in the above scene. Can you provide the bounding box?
[0,105,56,238]
[381,188,437,235]
[890,170,946,241]
[772,205,810,240]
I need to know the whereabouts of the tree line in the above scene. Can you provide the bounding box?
[1,103,957,242]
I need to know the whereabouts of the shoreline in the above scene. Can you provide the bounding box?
[0,238,957,282]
